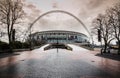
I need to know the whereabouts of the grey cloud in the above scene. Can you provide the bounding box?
[23,0,119,36]
[86,0,105,9]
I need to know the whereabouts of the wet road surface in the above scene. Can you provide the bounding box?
[0,44,120,78]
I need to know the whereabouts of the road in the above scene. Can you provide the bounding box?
[0,44,120,78]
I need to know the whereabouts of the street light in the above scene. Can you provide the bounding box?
[30,26,32,50]
[57,36,59,52]
[97,18,103,54]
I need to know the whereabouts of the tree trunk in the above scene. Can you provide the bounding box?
[118,40,120,55]
[8,33,13,53]
[104,42,107,53]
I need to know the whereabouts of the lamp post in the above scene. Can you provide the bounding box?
[30,27,32,50]
[97,18,103,54]
[91,34,94,50]
[57,37,59,52]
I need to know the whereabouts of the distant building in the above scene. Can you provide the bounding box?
[29,30,89,44]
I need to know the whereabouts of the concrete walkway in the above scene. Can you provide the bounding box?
[0,44,120,78]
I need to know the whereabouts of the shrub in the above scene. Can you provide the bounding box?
[22,42,30,48]
[0,41,9,50]
[12,41,23,49]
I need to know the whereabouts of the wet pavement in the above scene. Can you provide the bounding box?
[0,44,120,78]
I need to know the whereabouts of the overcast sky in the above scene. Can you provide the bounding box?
[22,0,119,37]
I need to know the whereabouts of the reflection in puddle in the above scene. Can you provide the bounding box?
[0,44,119,78]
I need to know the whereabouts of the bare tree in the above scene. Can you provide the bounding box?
[0,28,2,39]
[0,0,25,51]
[108,3,120,54]
[92,14,114,53]
[0,25,7,40]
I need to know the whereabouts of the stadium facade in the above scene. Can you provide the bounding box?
[29,30,89,44]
